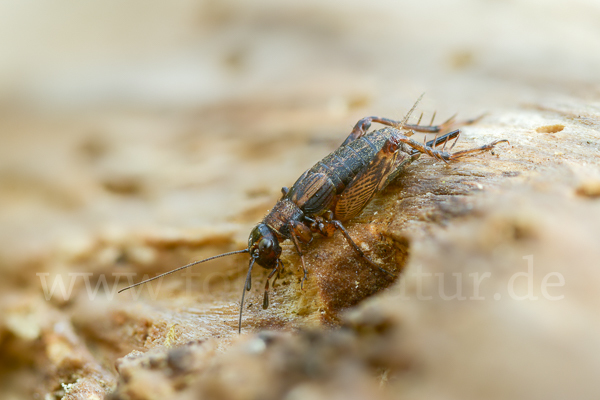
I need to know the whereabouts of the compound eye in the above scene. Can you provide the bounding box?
[258,238,272,252]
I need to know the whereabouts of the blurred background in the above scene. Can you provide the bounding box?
[1,0,598,263]
[1,0,599,398]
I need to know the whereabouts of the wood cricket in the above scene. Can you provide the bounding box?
[119,97,508,333]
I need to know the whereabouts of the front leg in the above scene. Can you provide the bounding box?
[392,132,509,164]
[288,221,313,289]
[262,260,281,310]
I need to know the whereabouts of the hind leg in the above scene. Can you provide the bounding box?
[341,114,482,146]
[392,133,509,164]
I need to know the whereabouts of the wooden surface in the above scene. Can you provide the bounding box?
[0,1,599,399]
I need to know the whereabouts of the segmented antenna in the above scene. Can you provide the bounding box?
[117,248,250,293]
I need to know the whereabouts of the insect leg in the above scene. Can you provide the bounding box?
[341,95,424,146]
[328,219,394,277]
[444,140,510,159]
[409,129,461,156]
[288,223,309,289]
[342,114,483,146]
[262,262,280,310]
[273,259,284,286]
[383,130,463,186]
[393,131,509,163]
[239,258,256,334]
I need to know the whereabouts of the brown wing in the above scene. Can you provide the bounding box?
[289,172,336,214]
[334,139,399,222]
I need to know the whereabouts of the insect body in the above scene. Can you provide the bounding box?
[120,99,508,333]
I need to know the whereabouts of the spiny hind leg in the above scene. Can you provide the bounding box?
[342,114,482,146]
[393,132,509,164]
[445,140,510,159]
[405,113,485,135]
[385,129,464,186]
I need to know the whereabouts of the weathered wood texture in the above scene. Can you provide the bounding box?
[0,1,599,399]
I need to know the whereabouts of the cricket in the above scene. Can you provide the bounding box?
[119,96,509,333]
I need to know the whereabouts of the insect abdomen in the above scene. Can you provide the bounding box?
[312,129,391,193]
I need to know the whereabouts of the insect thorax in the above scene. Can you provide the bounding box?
[263,199,304,239]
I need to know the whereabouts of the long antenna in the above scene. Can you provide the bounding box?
[239,258,256,333]
[118,248,250,293]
